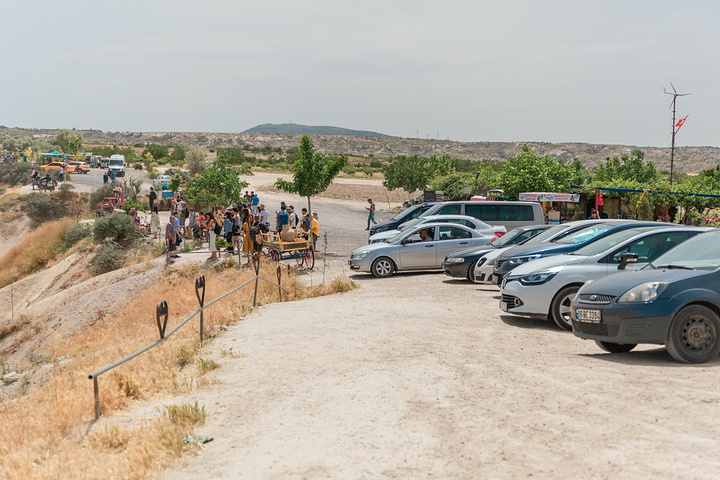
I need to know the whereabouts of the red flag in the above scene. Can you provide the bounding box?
[675,115,688,128]
[597,190,604,206]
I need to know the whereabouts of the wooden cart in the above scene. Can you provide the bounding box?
[264,233,314,269]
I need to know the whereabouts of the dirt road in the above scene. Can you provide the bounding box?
[157,269,720,479]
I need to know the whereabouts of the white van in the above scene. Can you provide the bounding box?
[108,154,126,177]
[420,200,545,229]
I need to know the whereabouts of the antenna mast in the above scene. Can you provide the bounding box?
[663,83,690,188]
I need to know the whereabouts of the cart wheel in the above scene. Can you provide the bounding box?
[294,251,304,266]
[305,247,314,269]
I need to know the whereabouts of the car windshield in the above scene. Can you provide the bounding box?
[524,225,566,244]
[109,159,123,166]
[554,224,613,245]
[392,205,422,222]
[492,228,525,247]
[399,218,426,230]
[572,229,645,256]
[650,232,720,269]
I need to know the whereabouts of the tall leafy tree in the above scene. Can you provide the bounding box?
[275,135,347,217]
[53,129,83,154]
[142,144,169,160]
[382,155,430,197]
[499,144,571,198]
[184,159,248,208]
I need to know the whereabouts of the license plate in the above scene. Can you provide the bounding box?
[493,274,501,284]
[499,301,508,312]
[576,308,601,323]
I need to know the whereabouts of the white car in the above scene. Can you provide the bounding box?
[499,226,708,330]
[153,174,172,189]
[368,215,505,244]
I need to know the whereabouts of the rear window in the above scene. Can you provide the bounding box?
[465,204,534,221]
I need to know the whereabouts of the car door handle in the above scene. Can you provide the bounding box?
[459,242,468,245]
[425,244,434,247]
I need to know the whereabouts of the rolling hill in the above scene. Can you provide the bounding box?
[242,123,390,137]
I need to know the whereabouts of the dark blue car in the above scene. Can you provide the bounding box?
[492,220,680,283]
[571,230,720,363]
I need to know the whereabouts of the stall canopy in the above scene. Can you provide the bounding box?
[519,192,580,203]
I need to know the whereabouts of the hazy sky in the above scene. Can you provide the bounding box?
[3,0,719,147]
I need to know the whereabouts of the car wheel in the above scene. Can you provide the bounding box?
[594,340,637,353]
[371,257,395,278]
[467,260,478,282]
[666,305,720,363]
[550,285,580,331]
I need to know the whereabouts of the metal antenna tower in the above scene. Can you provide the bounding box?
[663,83,690,188]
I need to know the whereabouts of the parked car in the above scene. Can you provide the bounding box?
[419,200,545,230]
[153,175,172,189]
[368,203,438,236]
[108,154,126,177]
[442,224,551,280]
[41,162,65,172]
[99,157,109,168]
[571,230,720,363]
[349,223,490,278]
[491,220,682,284]
[369,215,506,244]
[472,224,579,284]
[500,226,707,330]
[66,161,90,174]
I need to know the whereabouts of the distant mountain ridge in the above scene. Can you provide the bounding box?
[2,126,720,173]
[243,123,390,137]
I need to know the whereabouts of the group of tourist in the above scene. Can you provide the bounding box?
[150,190,320,264]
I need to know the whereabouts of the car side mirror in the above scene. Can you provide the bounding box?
[401,238,411,245]
[618,252,639,270]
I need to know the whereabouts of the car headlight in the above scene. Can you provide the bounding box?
[518,266,564,285]
[445,257,465,264]
[508,254,541,265]
[617,282,668,303]
[353,250,370,260]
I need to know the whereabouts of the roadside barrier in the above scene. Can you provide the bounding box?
[88,252,287,420]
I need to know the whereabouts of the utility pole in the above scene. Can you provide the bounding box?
[664,83,690,188]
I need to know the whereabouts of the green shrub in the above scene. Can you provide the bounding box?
[25,192,68,222]
[64,223,91,248]
[0,163,33,186]
[89,185,114,208]
[93,213,139,245]
[92,240,125,275]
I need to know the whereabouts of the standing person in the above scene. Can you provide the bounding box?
[232,208,242,253]
[287,205,298,228]
[365,198,377,230]
[166,215,178,263]
[276,204,289,232]
[258,204,269,227]
[251,192,259,214]
[242,211,254,257]
[58,166,65,183]
[147,187,157,211]
[311,211,320,247]
[103,172,109,184]
[224,211,234,254]
[151,207,160,239]
[207,212,220,260]
[110,170,116,182]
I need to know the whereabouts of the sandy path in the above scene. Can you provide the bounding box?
[153,272,720,480]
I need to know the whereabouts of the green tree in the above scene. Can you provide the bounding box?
[382,155,430,197]
[594,149,659,185]
[636,192,654,220]
[217,147,246,165]
[169,144,187,162]
[275,135,347,221]
[53,129,83,154]
[184,159,248,208]
[185,146,208,176]
[499,144,572,199]
[169,174,182,193]
[142,144,169,160]
[430,172,476,200]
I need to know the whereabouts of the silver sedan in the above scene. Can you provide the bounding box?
[349,223,491,278]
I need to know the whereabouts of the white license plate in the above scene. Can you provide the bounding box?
[499,301,508,312]
[576,308,601,323]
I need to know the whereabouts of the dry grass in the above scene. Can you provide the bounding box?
[0,262,357,479]
[0,217,76,288]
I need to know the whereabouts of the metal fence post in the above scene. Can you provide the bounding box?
[94,376,100,420]
[156,301,169,339]
[276,265,282,302]
[195,275,206,345]
[252,252,260,307]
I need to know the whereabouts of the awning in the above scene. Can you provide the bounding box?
[519,192,580,203]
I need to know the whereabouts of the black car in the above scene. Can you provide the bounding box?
[442,224,551,280]
[492,220,679,284]
[571,230,720,363]
[368,203,438,237]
